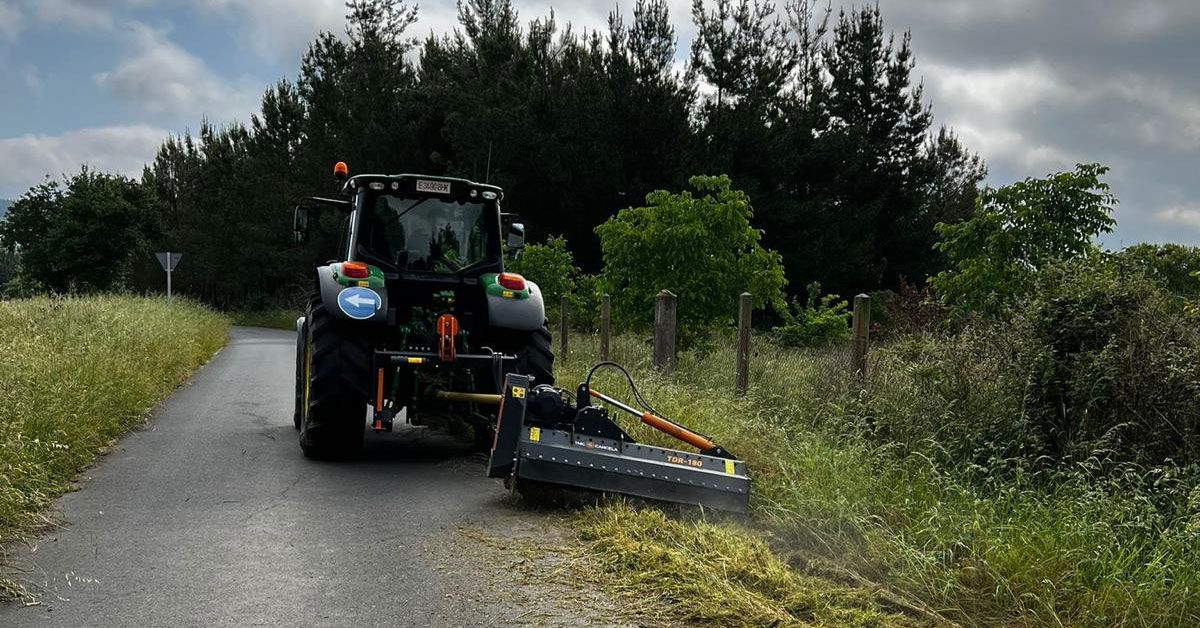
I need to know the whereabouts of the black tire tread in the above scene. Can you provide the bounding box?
[299,295,370,458]
[514,326,555,387]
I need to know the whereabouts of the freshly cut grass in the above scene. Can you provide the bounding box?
[0,295,228,596]
[574,503,922,627]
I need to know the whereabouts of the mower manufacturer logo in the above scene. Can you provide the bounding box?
[415,179,451,194]
[337,287,382,320]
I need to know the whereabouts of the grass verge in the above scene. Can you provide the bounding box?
[556,333,1200,627]
[0,295,228,598]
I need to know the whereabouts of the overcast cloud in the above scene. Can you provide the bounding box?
[0,0,1197,246]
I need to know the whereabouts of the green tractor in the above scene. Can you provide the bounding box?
[291,163,553,458]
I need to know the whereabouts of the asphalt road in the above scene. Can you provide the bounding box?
[1,327,573,627]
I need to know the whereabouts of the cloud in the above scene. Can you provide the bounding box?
[94,22,257,122]
[883,0,1200,245]
[0,2,21,41]
[31,0,115,29]
[1155,205,1200,229]
[198,0,687,60]
[0,125,168,198]
[0,0,122,44]
[199,0,345,59]
[21,65,41,96]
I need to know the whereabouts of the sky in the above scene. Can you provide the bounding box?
[0,0,1198,247]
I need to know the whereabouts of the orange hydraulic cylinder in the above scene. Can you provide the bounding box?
[588,388,715,451]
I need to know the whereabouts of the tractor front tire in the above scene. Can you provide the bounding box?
[299,296,370,459]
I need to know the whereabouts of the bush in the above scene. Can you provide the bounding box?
[772,282,851,347]
[858,256,1200,474]
[506,235,578,309]
[1017,258,1200,467]
[873,279,949,339]
[507,235,600,329]
[595,175,786,337]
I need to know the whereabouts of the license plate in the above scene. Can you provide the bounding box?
[415,179,451,194]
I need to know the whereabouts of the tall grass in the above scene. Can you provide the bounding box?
[559,332,1200,627]
[0,295,228,593]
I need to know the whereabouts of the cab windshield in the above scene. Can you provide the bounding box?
[358,193,498,273]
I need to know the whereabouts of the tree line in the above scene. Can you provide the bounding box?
[0,0,984,306]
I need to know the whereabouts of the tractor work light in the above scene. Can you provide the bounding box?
[497,272,526,291]
[342,261,370,279]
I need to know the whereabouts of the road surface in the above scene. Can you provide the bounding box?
[1,327,605,627]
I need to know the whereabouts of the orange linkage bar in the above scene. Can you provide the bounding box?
[374,368,385,430]
[588,388,715,452]
[436,314,459,362]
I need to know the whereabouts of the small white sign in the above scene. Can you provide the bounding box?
[155,252,183,271]
[415,179,451,194]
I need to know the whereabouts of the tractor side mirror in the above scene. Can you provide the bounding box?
[506,222,526,251]
[293,205,310,244]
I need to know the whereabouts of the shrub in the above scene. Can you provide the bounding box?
[861,257,1200,473]
[772,282,851,348]
[874,279,949,340]
[507,235,600,329]
[595,175,786,337]
[506,235,578,309]
[1017,258,1200,467]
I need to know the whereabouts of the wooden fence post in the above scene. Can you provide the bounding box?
[735,292,752,396]
[559,295,569,362]
[851,293,871,377]
[599,294,611,362]
[653,290,676,374]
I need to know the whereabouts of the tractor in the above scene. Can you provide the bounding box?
[290,163,750,513]
[291,163,553,459]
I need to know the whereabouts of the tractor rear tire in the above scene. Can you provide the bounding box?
[293,318,306,430]
[299,296,370,459]
[512,325,555,387]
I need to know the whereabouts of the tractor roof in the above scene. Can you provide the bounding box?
[343,173,504,202]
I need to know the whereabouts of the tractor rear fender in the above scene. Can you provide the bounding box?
[314,264,389,323]
[488,279,546,331]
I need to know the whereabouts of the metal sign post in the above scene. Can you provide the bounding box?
[154,252,183,305]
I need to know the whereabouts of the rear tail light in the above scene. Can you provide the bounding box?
[342,261,369,279]
[497,273,526,291]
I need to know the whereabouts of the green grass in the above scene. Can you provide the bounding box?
[0,295,228,597]
[557,333,1200,627]
[230,308,300,330]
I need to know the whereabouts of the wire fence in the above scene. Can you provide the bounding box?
[552,292,870,398]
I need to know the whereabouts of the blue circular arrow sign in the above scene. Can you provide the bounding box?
[337,287,381,320]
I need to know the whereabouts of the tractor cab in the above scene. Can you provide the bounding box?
[294,170,524,277]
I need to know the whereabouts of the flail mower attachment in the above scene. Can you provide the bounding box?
[486,366,751,513]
